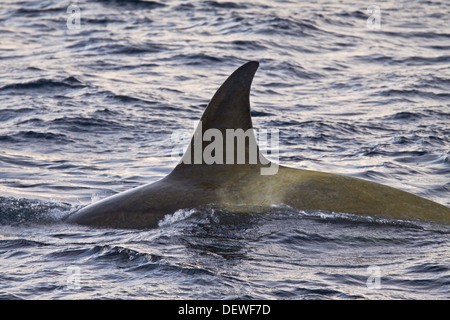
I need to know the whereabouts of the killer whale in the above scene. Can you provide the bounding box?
[66,61,450,228]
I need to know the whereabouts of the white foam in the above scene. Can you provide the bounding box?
[158,208,196,227]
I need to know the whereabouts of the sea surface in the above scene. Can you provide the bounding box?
[0,0,449,299]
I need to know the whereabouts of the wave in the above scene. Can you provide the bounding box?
[0,131,74,144]
[381,30,450,40]
[0,238,48,250]
[153,204,446,234]
[375,89,450,100]
[158,208,197,227]
[0,108,35,122]
[14,7,64,16]
[354,53,450,68]
[172,53,225,65]
[106,92,157,105]
[255,16,327,37]
[0,197,73,226]
[203,1,248,9]
[95,0,166,9]
[0,77,85,91]
[49,116,128,133]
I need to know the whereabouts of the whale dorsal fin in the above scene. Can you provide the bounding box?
[176,61,267,167]
[199,61,258,133]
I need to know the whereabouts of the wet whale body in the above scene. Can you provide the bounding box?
[66,61,450,228]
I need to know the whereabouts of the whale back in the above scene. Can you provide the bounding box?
[66,61,450,228]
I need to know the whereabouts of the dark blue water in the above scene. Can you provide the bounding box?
[0,0,449,299]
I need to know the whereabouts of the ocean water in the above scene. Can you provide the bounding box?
[0,0,449,299]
